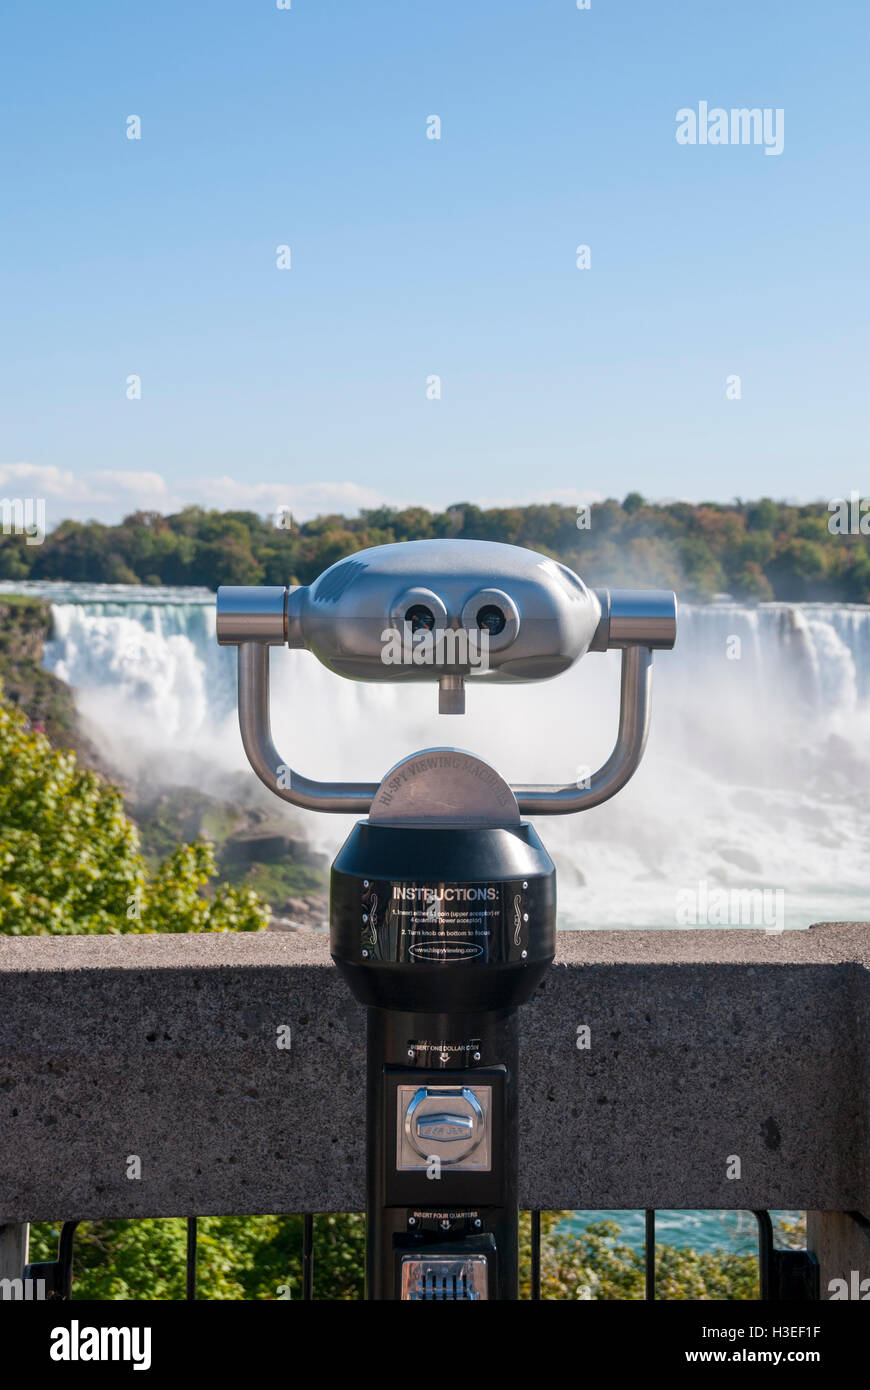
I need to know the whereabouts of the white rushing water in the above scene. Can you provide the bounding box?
[3,580,869,930]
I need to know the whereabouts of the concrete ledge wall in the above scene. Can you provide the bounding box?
[807,1211,870,1296]
[0,924,867,1222]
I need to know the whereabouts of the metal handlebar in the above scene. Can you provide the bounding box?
[513,644,651,814]
[238,643,378,813]
[222,580,673,817]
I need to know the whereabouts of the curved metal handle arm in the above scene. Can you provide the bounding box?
[237,643,378,813]
[237,643,653,818]
[511,646,653,815]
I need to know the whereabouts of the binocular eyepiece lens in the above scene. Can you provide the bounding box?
[405,603,436,633]
[476,604,506,636]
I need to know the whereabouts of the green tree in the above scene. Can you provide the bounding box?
[29,1215,366,1301]
[0,691,268,935]
[733,561,774,601]
[746,498,780,531]
[3,494,867,601]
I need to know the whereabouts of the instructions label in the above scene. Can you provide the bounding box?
[361,879,537,966]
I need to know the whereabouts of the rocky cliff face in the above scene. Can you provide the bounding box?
[127,783,329,928]
[0,596,109,770]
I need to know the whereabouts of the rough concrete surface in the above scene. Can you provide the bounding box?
[0,924,867,1220]
[807,1210,870,1296]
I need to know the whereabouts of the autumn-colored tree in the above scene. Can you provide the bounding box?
[2,496,867,601]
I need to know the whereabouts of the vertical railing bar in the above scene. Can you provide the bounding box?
[186,1217,198,1301]
[530,1211,541,1301]
[753,1210,773,1301]
[302,1214,314,1301]
[57,1221,80,1301]
[644,1209,656,1301]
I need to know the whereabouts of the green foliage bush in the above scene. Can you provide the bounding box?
[0,690,268,935]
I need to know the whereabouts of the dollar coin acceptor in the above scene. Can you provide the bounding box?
[217,538,677,1301]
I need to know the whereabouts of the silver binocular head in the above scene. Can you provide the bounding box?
[217,538,676,704]
[215,538,677,816]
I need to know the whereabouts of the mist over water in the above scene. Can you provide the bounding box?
[5,581,869,930]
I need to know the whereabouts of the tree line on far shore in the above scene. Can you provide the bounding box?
[1,495,867,601]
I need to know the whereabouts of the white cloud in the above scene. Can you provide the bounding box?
[0,464,395,527]
[0,464,169,514]
[0,464,614,530]
[0,463,105,505]
[188,475,389,519]
[90,470,170,497]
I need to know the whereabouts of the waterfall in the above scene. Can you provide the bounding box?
[4,580,869,930]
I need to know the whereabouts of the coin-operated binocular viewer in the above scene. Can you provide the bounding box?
[217,539,676,1301]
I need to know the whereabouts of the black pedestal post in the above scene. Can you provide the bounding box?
[366,1006,519,1300]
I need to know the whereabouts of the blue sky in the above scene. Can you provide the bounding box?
[0,0,867,525]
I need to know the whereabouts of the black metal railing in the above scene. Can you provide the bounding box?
[23,1219,79,1300]
[186,1217,197,1301]
[22,1209,819,1302]
[526,1209,818,1301]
